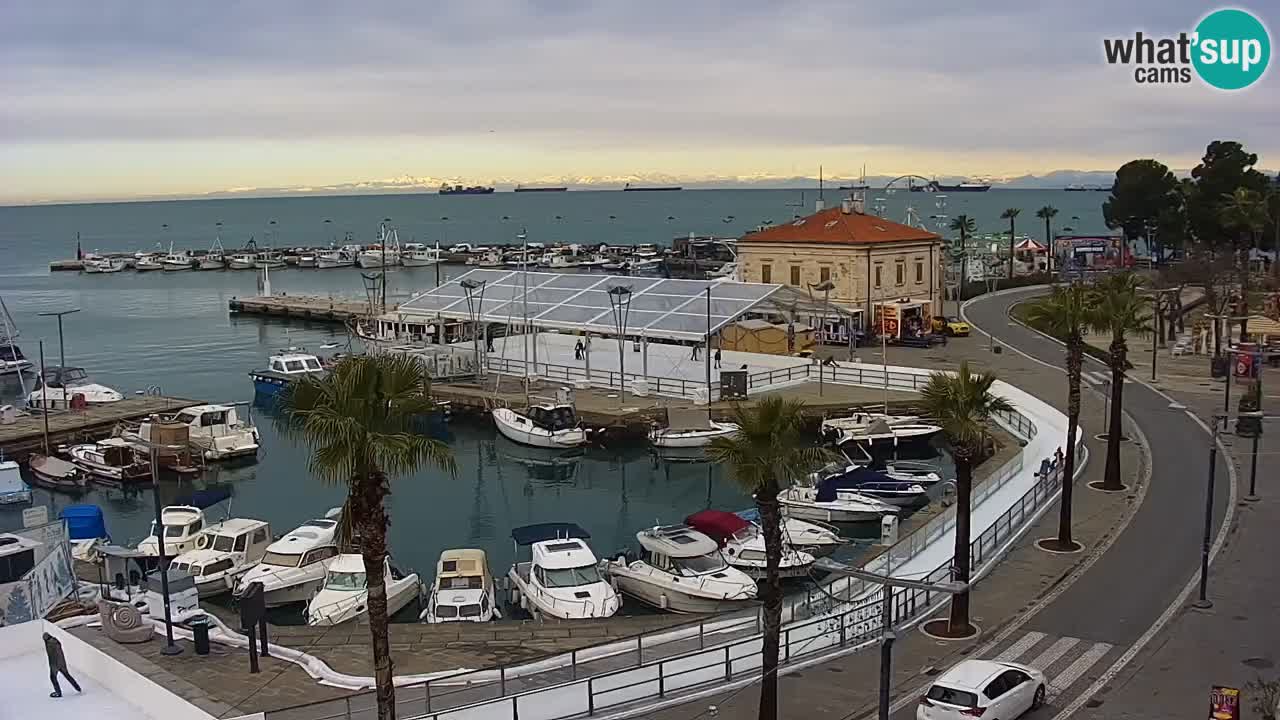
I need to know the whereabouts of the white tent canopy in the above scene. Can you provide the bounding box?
[394,269,783,342]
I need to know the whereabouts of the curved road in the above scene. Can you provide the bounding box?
[893,286,1232,719]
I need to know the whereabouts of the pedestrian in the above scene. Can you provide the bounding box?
[486,334,494,353]
[44,632,81,698]
[1038,457,1051,479]
[574,339,584,361]
[713,348,721,369]
[1054,446,1064,470]
[691,344,700,361]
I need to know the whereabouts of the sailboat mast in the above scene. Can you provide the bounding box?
[704,285,712,416]
[39,340,49,454]
[0,298,28,396]
[520,228,530,406]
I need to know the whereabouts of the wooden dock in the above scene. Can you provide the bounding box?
[0,396,202,459]
[228,295,387,324]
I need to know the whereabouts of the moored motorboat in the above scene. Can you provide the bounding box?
[401,242,441,267]
[199,237,227,270]
[776,481,899,523]
[249,350,326,398]
[317,244,360,269]
[685,510,815,579]
[493,404,588,448]
[228,252,257,270]
[604,524,756,613]
[421,548,500,623]
[307,554,421,626]
[357,224,402,268]
[0,460,33,505]
[66,438,151,484]
[734,508,844,558]
[137,403,260,461]
[253,251,286,269]
[808,465,929,507]
[832,417,941,446]
[819,412,921,443]
[648,408,739,448]
[83,257,128,274]
[170,518,272,597]
[1,299,31,375]
[161,247,194,271]
[27,366,124,410]
[28,454,88,491]
[134,255,164,271]
[136,490,230,557]
[233,509,341,607]
[507,523,620,620]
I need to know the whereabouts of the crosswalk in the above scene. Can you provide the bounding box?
[988,631,1120,702]
[1082,371,1126,386]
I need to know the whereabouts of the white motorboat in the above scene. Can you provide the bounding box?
[649,408,739,448]
[254,251,286,269]
[83,257,128,274]
[819,412,922,442]
[706,261,740,280]
[317,244,360,269]
[170,518,273,597]
[421,548,500,623]
[685,510,815,579]
[507,523,621,620]
[134,255,164,271]
[0,298,32,375]
[228,252,257,270]
[401,242,441,267]
[27,366,124,410]
[199,237,227,270]
[604,525,757,613]
[493,404,588,449]
[475,249,505,268]
[137,502,219,557]
[233,509,341,607]
[0,460,33,505]
[161,247,194,271]
[307,554,421,626]
[734,508,844,559]
[833,417,941,446]
[357,224,402,268]
[250,349,327,398]
[777,482,900,523]
[66,438,151,484]
[137,403,260,461]
[807,465,929,507]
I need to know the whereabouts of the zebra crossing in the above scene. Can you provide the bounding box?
[1082,371,1125,386]
[989,631,1121,703]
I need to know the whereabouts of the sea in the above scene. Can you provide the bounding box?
[0,189,1104,620]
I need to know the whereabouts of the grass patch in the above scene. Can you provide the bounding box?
[1010,300,1116,367]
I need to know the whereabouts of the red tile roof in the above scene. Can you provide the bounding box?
[741,206,940,245]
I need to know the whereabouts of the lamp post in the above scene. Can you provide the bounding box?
[607,285,633,407]
[1192,414,1224,610]
[139,434,185,656]
[37,308,80,407]
[809,280,835,396]
[460,279,487,378]
[1140,288,1178,382]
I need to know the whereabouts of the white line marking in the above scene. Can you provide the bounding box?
[1047,642,1113,700]
[1027,637,1079,670]
[994,631,1046,662]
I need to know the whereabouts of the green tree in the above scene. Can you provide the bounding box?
[918,363,1012,636]
[1103,160,1182,254]
[1025,284,1089,550]
[950,214,977,297]
[281,354,456,720]
[707,397,829,720]
[1086,272,1151,491]
[1035,205,1058,271]
[1220,187,1269,336]
[1186,141,1270,251]
[1000,208,1021,279]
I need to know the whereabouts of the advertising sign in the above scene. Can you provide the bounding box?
[1209,685,1240,720]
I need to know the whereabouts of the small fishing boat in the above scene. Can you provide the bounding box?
[83,257,128,274]
[249,350,326,398]
[27,366,124,410]
[685,510,815,580]
[296,253,318,268]
[819,411,921,443]
[228,252,257,270]
[134,255,164,272]
[777,480,900,523]
[507,523,621,620]
[317,244,360,269]
[649,408,739,448]
[199,237,227,270]
[0,460,33,505]
[357,224,402,268]
[401,242,442,267]
[253,251,286,269]
[233,509,341,607]
[136,490,230,557]
[493,404,588,449]
[421,548,500,623]
[66,438,151,484]
[307,554,421,626]
[136,403,260,461]
[832,417,941,447]
[734,508,844,558]
[161,246,194,271]
[170,518,272,597]
[603,525,756,613]
[28,454,88,491]
[61,504,111,562]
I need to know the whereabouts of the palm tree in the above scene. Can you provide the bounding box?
[707,397,829,720]
[918,363,1011,637]
[1035,205,1058,272]
[1001,207,1022,279]
[1086,272,1151,492]
[1024,284,1088,551]
[950,214,977,301]
[281,354,455,720]
[1219,188,1268,338]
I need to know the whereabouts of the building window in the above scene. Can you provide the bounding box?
[896,263,905,285]
[790,265,801,286]
[761,264,771,283]
[874,265,882,288]
[916,261,924,283]
[820,266,831,283]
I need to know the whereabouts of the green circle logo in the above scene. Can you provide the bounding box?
[1192,8,1271,90]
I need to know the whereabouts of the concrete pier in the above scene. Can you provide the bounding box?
[228,295,384,324]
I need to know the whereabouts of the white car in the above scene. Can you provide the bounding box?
[918,659,1046,720]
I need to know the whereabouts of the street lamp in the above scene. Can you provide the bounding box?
[135,433,187,656]
[1140,288,1179,382]
[460,279,487,378]
[1193,413,1226,609]
[37,308,80,407]
[606,285,633,407]
[808,280,835,396]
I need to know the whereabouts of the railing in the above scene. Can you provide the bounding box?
[485,356,709,400]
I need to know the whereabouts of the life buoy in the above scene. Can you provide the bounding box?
[196,534,211,550]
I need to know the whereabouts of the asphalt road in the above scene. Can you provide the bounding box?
[893,286,1233,720]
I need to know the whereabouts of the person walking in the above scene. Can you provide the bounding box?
[690,343,700,361]
[713,348,722,369]
[574,339,584,361]
[44,632,81,698]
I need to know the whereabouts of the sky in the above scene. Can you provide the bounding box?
[1,1,1277,204]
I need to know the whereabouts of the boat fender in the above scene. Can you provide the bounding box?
[659,594,668,610]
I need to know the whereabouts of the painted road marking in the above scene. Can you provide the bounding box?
[1047,642,1113,700]
[994,631,1046,662]
[1028,636,1079,670]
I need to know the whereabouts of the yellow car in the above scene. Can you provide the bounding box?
[932,315,970,336]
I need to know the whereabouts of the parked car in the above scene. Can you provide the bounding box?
[917,659,1046,720]
[932,315,971,336]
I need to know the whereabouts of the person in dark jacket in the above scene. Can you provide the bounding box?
[44,632,82,697]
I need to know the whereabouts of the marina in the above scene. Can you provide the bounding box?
[0,395,203,459]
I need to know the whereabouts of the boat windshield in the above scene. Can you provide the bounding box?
[673,553,728,576]
[542,564,602,588]
[59,368,89,385]
[441,576,483,590]
[262,551,302,568]
[326,571,366,591]
[305,358,322,371]
[211,534,235,552]
[155,521,194,539]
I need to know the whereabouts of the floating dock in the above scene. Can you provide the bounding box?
[228,295,386,324]
[0,396,203,459]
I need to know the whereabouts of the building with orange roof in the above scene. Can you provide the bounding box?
[737,195,945,335]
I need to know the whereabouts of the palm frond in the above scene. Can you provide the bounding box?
[919,362,1012,453]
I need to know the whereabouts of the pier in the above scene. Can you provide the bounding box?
[0,395,202,459]
[228,295,383,324]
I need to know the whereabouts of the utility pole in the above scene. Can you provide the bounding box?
[149,441,182,656]
[1192,415,1223,609]
[37,308,80,407]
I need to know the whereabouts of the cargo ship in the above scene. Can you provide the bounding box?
[911,180,992,192]
[623,183,682,192]
[514,185,568,192]
[440,184,495,195]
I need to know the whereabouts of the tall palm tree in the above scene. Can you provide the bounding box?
[1001,207,1022,279]
[1035,205,1058,272]
[1025,284,1088,550]
[281,354,456,720]
[1219,188,1268,338]
[918,363,1011,636]
[707,397,829,720]
[950,215,977,302]
[1086,272,1151,491]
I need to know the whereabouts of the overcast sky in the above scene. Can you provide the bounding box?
[1,1,1275,203]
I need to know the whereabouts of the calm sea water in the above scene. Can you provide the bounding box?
[0,189,1098,615]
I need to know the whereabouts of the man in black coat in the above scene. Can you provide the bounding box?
[44,632,82,698]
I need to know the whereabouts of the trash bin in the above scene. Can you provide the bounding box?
[191,613,210,656]
[1210,355,1228,378]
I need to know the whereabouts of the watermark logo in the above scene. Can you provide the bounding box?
[1103,8,1270,89]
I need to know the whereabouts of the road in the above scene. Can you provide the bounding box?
[892,286,1233,719]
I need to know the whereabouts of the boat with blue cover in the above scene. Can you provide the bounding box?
[249,349,326,398]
